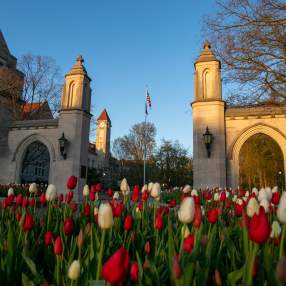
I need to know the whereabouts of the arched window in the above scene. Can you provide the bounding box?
[202,69,210,100]
[68,81,75,107]
[21,141,50,184]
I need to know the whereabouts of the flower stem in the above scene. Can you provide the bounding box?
[279,224,286,258]
[96,229,106,280]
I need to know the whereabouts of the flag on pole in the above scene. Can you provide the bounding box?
[145,89,151,115]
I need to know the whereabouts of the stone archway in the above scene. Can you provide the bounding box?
[21,141,50,184]
[12,133,56,183]
[229,124,286,188]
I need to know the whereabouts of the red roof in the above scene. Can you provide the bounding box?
[97,109,111,122]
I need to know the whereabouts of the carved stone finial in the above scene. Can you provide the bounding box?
[203,40,211,51]
[76,55,84,63]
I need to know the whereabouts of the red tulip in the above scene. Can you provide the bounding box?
[168,200,176,208]
[107,188,113,197]
[220,191,226,202]
[101,247,130,285]
[67,175,77,190]
[204,191,212,201]
[154,214,163,230]
[142,190,149,201]
[132,185,140,202]
[44,231,53,246]
[29,198,35,208]
[272,192,280,205]
[63,218,74,236]
[16,211,22,222]
[91,183,102,193]
[183,234,195,253]
[207,208,219,224]
[40,192,46,205]
[193,204,202,228]
[22,197,29,208]
[58,193,63,204]
[114,202,124,217]
[16,194,23,206]
[54,236,63,255]
[192,195,200,205]
[234,202,244,217]
[83,203,91,217]
[144,241,151,255]
[124,215,133,231]
[172,254,182,279]
[89,191,96,201]
[130,262,139,282]
[23,213,34,232]
[249,207,270,244]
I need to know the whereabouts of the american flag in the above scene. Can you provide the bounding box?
[146,90,151,108]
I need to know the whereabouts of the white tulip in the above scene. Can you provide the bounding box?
[141,184,148,193]
[45,184,57,201]
[214,193,220,202]
[226,191,230,198]
[29,183,37,193]
[260,198,270,213]
[270,221,281,239]
[98,203,114,229]
[191,188,198,196]
[178,197,195,224]
[113,191,120,200]
[183,185,191,194]
[258,188,267,202]
[236,198,244,206]
[68,260,80,280]
[247,197,259,217]
[82,185,89,196]
[151,183,161,198]
[8,187,14,196]
[94,207,99,216]
[148,182,154,192]
[277,192,286,224]
[120,178,130,195]
[245,191,250,197]
[265,187,272,201]
[252,187,258,196]
[272,186,278,193]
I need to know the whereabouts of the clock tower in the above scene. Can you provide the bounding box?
[95,109,111,157]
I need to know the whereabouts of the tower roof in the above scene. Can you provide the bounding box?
[195,40,220,65]
[0,30,10,59]
[97,109,111,122]
[66,55,91,80]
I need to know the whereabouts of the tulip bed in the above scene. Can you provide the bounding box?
[1,177,286,286]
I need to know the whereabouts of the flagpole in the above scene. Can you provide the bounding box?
[143,88,147,186]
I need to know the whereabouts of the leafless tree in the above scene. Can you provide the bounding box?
[18,54,62,118]
[203,0,286,105]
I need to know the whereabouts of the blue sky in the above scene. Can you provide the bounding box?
[1,0,219,155]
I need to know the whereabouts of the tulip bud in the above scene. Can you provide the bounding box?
[260,198,270,213]
[68,260,80,280]
[130,262,139,283]
[277,192,286,223]
[44,231,53,246]
[181,225,190,238]
[113,191,120,200]
[83,185,89,196]
[85,223,91,236]
[151,183,161,198]
[154,214,163,230]
[8,187,14,196]
[124,215,133,231]
[77,229,84,248]
[214,193,220,202]
[270,221,281,239]
[144,241,151,255]
[98,203,114,229]
[46,184,57,201]
[247,197,259,218]
[183,185,191,194]
[214,269,222,285]
[63,218,74,236]
[172,255,182,279]
[29,183,38,194]
[120,178,130,195]
[54,236,63,255]
[178,197,195,224]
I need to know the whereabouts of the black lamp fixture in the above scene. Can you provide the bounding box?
[58,132,68,159]
[203,126,213,158]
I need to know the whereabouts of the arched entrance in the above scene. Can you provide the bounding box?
[229,124,286,188]
[21,141,50,184]
[239,133,285,189]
